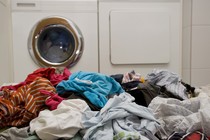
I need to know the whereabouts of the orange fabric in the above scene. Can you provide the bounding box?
[0,77,56,127]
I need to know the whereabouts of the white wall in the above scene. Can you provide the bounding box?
[182,0,192,84]
[183,0,210,87]
[0,0,13,85]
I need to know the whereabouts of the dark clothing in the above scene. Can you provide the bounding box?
[60,91,100,111]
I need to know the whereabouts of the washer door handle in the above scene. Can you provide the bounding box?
[16,2,36,7]
[12,1,41,10]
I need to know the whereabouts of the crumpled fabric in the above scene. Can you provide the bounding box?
[195,84,210,97]
[30,99,88,140]
[0,82,25,91]
[82,93,160,140]
[56,71,124,108]
[148,96,210,139]
[122,70,144,84]
[0,77,55,127]
[40,90,64,110]
[0,67,71,91]
[0,127,30,140]
[146,69,188,99]
[25,67,71,86]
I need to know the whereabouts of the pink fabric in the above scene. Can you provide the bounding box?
[0,82,26,91]
[40,90,64,110]
[50,68,71,86]
[25,67,71,86]
[0,67,71,91]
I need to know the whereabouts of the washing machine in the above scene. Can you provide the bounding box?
[99,0,182,77]
[11,0,98,82]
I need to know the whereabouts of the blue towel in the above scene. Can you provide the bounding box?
[56,71,124,108]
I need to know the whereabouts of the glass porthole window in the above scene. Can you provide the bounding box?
[28,16,83,68]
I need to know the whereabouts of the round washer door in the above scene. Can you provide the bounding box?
[28,16,83,68]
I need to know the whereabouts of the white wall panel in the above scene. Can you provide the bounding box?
[191,26,210,69]
[191,69,210,87]
[0,0,13,85]
[182,0,191,83]
[183,0,192,27]
[182,27,191,70]
[192,0,210,25]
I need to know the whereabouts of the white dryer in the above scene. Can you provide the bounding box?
[11,0,98,82]
[99,0,182,77]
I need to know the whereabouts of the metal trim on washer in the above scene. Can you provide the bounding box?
[28,16,84,68]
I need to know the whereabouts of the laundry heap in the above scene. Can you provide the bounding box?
[0,68,209,140]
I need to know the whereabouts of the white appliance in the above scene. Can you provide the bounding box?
[0,0,12,85]
[99,0,182,77]
[11,0,98,82]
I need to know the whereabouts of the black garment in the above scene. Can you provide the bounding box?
[111,73,183,106]
[60,91,100,111]
[110,74,123,84]
[181,81,196,97]
[127,88,148,107]
[122,81,183,107]
[137,82,161,106]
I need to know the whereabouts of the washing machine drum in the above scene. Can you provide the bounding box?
[28,17,83,68]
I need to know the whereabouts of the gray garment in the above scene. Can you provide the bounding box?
[113,116,150,140]
[148,96,210,139]
[196,84,210,97]
[146,69,188,99]
[0,127,30,140]
[82,93,160,140]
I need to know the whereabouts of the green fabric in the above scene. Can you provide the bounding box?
[113,132,140,140]
[26,135,41,140]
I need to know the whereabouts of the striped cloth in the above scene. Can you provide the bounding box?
[0,77,56,127]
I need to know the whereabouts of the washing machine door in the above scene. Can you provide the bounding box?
[28,16,83,68]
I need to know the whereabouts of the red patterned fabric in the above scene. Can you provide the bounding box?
[0,67,71,91]
[0,77,56,127]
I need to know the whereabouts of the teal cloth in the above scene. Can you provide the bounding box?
[56,71,124,108]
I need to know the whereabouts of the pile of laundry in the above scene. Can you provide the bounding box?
[0,68,210,140]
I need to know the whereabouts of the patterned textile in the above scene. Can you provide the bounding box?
[0,77,56,127]
[122,70,144,84]
[0,67,70,91]
[168,131,209,140]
